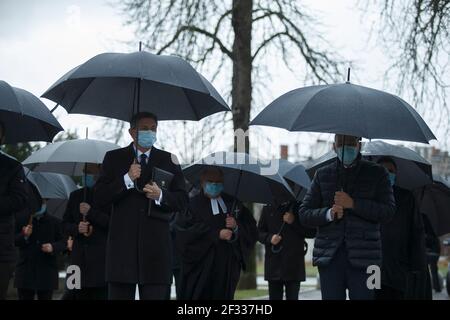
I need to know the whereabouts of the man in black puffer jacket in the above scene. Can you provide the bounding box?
[299,134,395,300]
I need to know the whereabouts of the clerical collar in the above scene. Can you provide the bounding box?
[210,196,227,215]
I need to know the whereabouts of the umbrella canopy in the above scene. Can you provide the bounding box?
[42,51,230,122]
[250,82,436,144]
[183,152,295,205]
[0,80,63,143]
[46,199,69,219]
[22,138,120,176]
[415,183,450,237]
[433,174,450,188]
[24,168,77,200]
[306,140,432,190]
[277,159,311,199]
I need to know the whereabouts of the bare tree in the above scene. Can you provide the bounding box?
[365,0,450,143]
[116,0,347,289]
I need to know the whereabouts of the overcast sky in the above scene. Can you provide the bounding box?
[0,0,446,162]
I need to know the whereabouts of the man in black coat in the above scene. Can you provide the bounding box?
[375,157,427,300]
[94,112,188,300]
[0,123,28,300]
[63,164,109,300]
[14,184,66,300]
[258,201,315,300]
[176,167,258,300]
[299,134,395,300]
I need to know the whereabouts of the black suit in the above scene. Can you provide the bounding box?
[94,144,187,300]
[62,187,109,299]
[0,153,28,299]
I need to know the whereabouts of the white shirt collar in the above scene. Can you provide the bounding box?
[133,144,151,158]
[210,196,227,215]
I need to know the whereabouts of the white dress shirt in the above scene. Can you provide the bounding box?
[123,147,162,205]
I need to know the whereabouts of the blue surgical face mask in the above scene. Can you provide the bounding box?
[35,203,47,217]
[204,182,224,198]
[137,130,157,149]
[83,174,96,188]
[388,172,396,187]
[335,145,359,166]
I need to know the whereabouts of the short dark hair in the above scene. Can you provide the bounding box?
[130,112,158,128]
[377,156,397,170]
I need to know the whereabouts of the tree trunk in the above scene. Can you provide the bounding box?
[231,0,252,154]
[231,0,256,290]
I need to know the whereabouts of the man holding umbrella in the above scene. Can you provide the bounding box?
[0,122,29,300]
[63,164,110,300]
[299,134,395,300]
[176,167,257,300]
[95,112,188,300]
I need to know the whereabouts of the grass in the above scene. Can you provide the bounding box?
[234,289,268,300]
[256,261,318,278]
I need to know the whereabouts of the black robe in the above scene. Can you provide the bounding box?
[258,202,315,282]
[176,192,257,300]
[63,187,110,288]
[14,211,65,290]
[94,144,187,285]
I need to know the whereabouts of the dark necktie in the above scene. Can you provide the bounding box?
[140,153,148,166]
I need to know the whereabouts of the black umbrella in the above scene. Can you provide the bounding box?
[0,80,63,143]
[42,48,229,122]
[277,159,311,199]
[306,140,432,190]
[183,152,295,214]
[42,44,230,195]
[250,71,435,144]
[415,181,450,237]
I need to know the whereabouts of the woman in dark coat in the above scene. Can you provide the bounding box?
[258,201,315,300]
[14,184,65,300]
[62,171,110,300]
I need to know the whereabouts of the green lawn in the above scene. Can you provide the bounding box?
[256,261,318,278]
[234,289,268,300]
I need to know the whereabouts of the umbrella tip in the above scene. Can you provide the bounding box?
[139,41,142,52]
[346,67,351,83]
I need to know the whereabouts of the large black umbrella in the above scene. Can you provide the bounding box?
[0,80,63,143]
[306,140,432,190]
[250,75,435,143]
[415,180,450,237]
[183,152,295,212]
[42,50,230,122]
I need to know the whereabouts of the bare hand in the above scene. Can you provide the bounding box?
[225,215,237,229]
[331,204,344,220]
[143,182,162,200]
[283,212,295,224]
[67,237,73,252]
[79,202,91,215]
[78,221,90,234]
[22,225,32,237]
[334,191,354,209]
[271,234,282,245]
[41,243,53,253]
[128,162,141,181]
[219,229,233,241]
